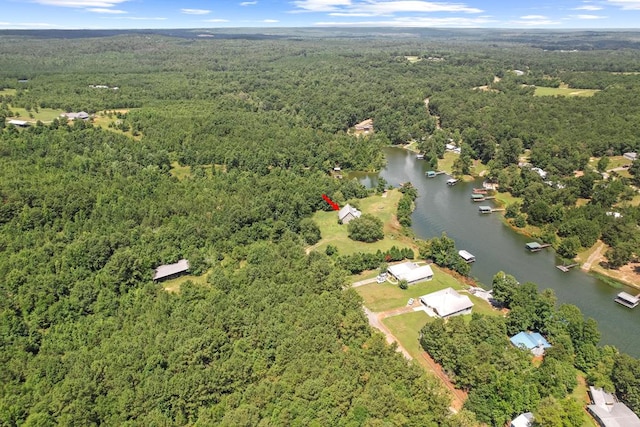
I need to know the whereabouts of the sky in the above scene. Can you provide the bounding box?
[1,0,640,30]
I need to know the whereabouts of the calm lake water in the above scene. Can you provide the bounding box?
[355,147,640,357]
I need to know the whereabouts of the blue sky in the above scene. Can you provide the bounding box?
[1,0,640,29]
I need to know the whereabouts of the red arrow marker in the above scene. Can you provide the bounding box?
[322,194,340,211]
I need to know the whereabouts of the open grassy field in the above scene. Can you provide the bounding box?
[404,56,422,63]
[437,151,457,174]
[162,270,210,293]
[9,106,65,122]
[588,155,633,170]
[534,86,599,97]
[383,311,431,359]
[169,162,223,180]
[0,88,17,96]
[310,189,417,256]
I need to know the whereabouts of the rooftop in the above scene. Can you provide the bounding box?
[588,386,640,427]
[153,259,190,281]
[419,287,473,318]
[388,262,434,283]
[510,331,551,356]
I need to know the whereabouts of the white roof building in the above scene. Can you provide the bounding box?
[419,287,473,318]
[587,386,640,427]
[387,262,434,284]
[153,259,190,281]
[338,204,361,224]
[511,412,533,427]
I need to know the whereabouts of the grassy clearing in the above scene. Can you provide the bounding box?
[357,265,467,312]
[311,189,416,256]
[404,56,422,63]
[437,152,457,174]
[9,106,65,122]
[383,311,431,359]
[534,86,599,97]
[169,162,218,180]
[0,88,16,96]
[162,270,210,293]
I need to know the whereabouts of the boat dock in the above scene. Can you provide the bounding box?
[471,194,496,202]
[556,263,579,272]
[416,153,424,160]
[426,170,445,178]
[478,206,504,214]
[458,250,476,263]
[614,292,640,308]
[446,178,459,186]
[525,242,552,252]
[472,188,489,194]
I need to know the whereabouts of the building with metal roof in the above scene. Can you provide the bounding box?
[510,331,552,356]
[587,386,640,427]
[511,412,534,427]
[338,204,362,224]
[419,287,473,318]
[387,262,434,284]
[153,259,190,281]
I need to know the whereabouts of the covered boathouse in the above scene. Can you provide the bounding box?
[614,292,639,308]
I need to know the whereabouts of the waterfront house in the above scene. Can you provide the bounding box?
[388,262,434,284]
[587,386,640,427]
[510,331,552,356]
[419,287,473,318]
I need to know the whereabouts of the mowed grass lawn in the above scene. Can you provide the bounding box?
[162,270,210,293]
[534,86,599,97]
[310,189,415,255]
[9,106,65,122]
[383,311,431,360]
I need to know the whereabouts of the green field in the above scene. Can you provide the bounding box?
[9,106,65,122]
[161,270,210,293]
[0,88,17,96]
[534,86,599,97]
[589,155,633,170]
[383,311,431,359]
[310,189,416,256]
[404,56,422,63]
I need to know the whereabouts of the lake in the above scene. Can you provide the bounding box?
[354,147,640,357]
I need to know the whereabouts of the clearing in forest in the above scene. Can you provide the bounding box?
[534,86,599,97]
[309,189,415,256]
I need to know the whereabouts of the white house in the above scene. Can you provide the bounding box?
[587,386,640,427]
[338,204,362,224]
[387,262,434,284]
[419,287,473,318]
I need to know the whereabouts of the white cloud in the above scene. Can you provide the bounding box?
[574,4,603,10]
[606,0,640,9]
[204,18,230,22]
[315,15,494,26]
[240,1,258,5]
[292,0,352,12]
[87,8,127,13]
[181,8,211,15]
[263,19,279,22]
[119,16,167,20]
[519,15,548,19]
[33,0,128,7]
[294,0,482,15]
[572,13,607,18]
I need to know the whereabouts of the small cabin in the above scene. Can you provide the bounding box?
[458,250,476,263]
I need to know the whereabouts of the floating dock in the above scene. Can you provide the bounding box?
[416,153,424,160]
[614,292,640,308]
[478,205,492,214]
[471,194,495,202]
[426,170,445,178]
[556,263,579,272]
[472,188,489,194]
[446,178,459,186]
[525,242,552,252]
[458,250,476,263]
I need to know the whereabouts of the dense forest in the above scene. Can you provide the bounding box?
[1,29,640,425]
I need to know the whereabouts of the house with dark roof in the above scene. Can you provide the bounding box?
[588,386,640,427]
[338,204,361,224]
[153,259,190,281]
[510,331,552,356]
